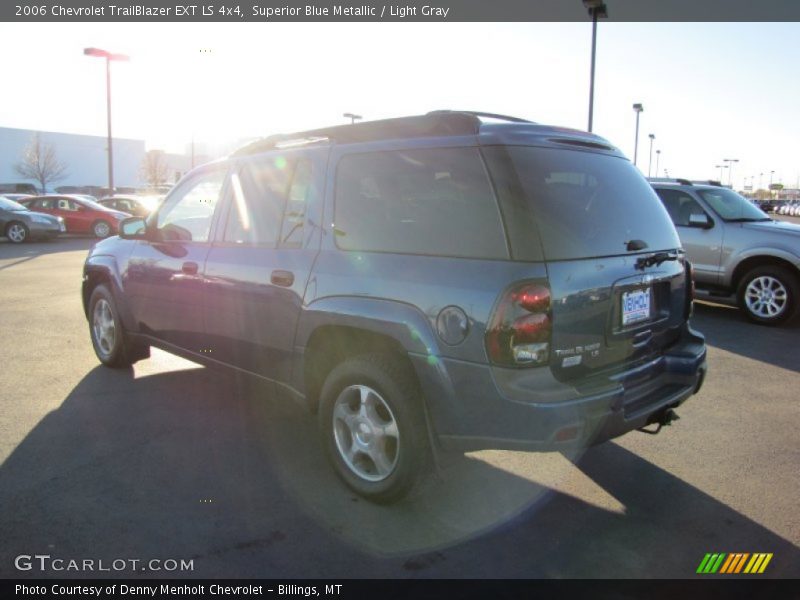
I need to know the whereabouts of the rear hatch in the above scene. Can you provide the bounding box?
[482,144,688,382]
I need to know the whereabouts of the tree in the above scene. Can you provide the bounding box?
[141,149,168,188]
[13,133,69,193]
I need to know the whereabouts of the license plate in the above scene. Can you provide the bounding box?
[622,288,651,326]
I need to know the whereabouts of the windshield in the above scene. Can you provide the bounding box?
[0,197,27,211]
[77,197,113,211]
[697,188,769,221]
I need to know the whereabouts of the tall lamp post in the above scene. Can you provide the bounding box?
[655,149,661,177]
[723,158,739,187]
[632,103,644,166]
[647,133,655,177]
[84,47,129,195]
[583,0,608,133]
[343,112,362,124]
[715,164,728,182]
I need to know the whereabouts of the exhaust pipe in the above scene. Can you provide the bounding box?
[638,408,680,435]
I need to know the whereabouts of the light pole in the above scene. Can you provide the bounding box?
[343,112,362,124]
[583,0,607,132]
[647,134,655,177]
[723,158,738,187]
[84,47,129,195]
[655,149,661,177]
[770,170,775,199]
[715,164,728,182]
[632,103,643,166]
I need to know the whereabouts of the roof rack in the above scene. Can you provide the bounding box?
[234,111,488,156]
[426,110,535,124]
[647,177,693,186]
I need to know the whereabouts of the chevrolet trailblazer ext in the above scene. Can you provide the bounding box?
[83,112,707,502]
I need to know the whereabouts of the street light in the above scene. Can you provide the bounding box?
[632,103,643,166]
[583,0,608,132]
[84,47,129,195]
[715,164,728,181]
[343,112,362,124]
[723,158,739,187]
[655,150,661,178]
[647,133,655,177]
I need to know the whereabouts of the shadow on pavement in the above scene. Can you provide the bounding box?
[0,237,96,270]
[0,363,797,578]
[692,302,800,373]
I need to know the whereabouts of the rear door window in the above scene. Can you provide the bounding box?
[485,146,680,260]
[223,157,291,246]
[334,147,508,259]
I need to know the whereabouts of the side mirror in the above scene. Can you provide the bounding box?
[119,216,148,239]
[688,213,713,229]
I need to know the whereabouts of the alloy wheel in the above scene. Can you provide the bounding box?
[332,384,400,482]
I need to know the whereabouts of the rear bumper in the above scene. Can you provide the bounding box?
[413,325,707,452]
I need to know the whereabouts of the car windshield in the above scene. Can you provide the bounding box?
[0,197,26,211]
[77,197,112,211]
[697,188,770,221]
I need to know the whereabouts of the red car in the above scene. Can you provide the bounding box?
[20,195,130,238]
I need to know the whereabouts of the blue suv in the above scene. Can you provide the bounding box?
[83,111,707,502]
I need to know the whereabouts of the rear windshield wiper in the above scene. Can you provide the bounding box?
[636,251,680,270]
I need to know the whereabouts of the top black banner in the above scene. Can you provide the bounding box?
[4,0,800,22]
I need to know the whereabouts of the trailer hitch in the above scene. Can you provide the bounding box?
[638,408,680,435]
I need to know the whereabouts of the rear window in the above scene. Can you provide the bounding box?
[484,146,680,261]
[334,147,508,259]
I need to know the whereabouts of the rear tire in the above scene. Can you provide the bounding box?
[737,266,800,326]
[88,284,150,367]
[318,354,432,503]
[5,221,29,243]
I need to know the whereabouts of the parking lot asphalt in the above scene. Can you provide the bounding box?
[0,231,798,579]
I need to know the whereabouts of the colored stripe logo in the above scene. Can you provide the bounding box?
[697,553,773,574]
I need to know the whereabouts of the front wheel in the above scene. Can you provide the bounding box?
[737,266,800,326]
[88,284,149,367]
[318,354,432,504]
[5,221,28,243]
[92,220,112,238]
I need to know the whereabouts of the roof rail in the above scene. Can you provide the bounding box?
[233,112,483,156]
[647,177,694,186]
[426,110,534,124]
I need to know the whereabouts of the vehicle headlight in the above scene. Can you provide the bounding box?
[30,215,52,224]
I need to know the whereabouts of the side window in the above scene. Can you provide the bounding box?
[57,198,77,211]
[224,157,290,246]
[156,170,225,242]
[655,189,705,227]
[279,159,312,249]
[334,147,508,259]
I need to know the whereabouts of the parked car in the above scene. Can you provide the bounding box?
[98,195,158,218]
[0,196,65,243]
[651,179,800,325]
[20,195,130,238]
[83,111,707,502]
[1,193,34,203]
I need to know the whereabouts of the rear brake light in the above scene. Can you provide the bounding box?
[685,261,695,318]
[486,283,552,367]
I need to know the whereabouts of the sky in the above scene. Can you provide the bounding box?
[0,21,798,190]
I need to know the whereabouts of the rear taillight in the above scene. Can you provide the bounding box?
[685,260,695,318]
[486,283,552,367]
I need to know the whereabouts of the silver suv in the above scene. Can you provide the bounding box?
[651,179,800,325]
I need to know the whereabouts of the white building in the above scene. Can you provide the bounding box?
[0,126,145,192]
